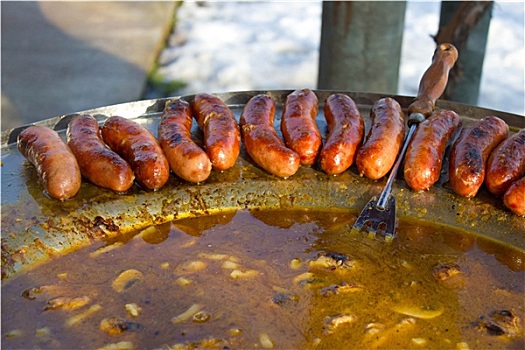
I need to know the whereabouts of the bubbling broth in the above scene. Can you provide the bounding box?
[2,209,524,349]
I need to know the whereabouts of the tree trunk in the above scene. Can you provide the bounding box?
[435,1,493,104]
[317,1,406,95]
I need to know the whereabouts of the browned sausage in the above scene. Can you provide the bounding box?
[485,128,525,196]
[403,109,462,191]
[318,94,364,175]
[280,88,322,166]
[158,99,212,183]
[503,177,525,216]
[17,125,81,200]
[191,93,241,171]
[66,114,135,192]
[240,94,300,178]
[448,116,508,198]
[101,116,169,191]
[355,97,406,180]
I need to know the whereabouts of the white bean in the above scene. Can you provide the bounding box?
[125,303,142,317]
[221,260,240,269]
[65,304,102,327]
[97,341,134,350]
[259,332,274,349]
[172,304,203,324]
[174,260,207,275]
[230,269,259,279]
[89,242,124,258]
[392,304,444,319]
[111,269,144,293]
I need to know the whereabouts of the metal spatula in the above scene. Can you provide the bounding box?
[352,43,459,240]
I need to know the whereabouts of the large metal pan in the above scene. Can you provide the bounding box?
[2,90,524,279]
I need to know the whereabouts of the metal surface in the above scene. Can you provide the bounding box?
[2,90,524,279]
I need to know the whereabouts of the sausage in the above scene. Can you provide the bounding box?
[503,177,525,216]
[485,128,525,196]
[355,97,406,180]
[318,94,364,175]
[66,114,135,192]
[280,88,322,166]
[448,116,508,198]
[158,99,212,183]
[403,109,462,191]
[191,93,241,171]
[240,94,300,178]
[17,125,81,200]
[101,116,169,191]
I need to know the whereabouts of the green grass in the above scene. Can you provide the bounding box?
[144,1,187,97]
[147,63,187,96]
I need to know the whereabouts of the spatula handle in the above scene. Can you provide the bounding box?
[407,43,458,124]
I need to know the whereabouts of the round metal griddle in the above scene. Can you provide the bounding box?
[1,90,524,279]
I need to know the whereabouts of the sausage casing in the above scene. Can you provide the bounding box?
[158,99,212,183]
[240,94,300,178]
[503,177,525,216]
[101,116,170,191]
[403,109,461,191]
[318,94,364,175]
[67,114,135,192]
[485,128,525,196]
[191,93,241,171]
[355,97,406,180]
[448,116,508,198]
[280,89,322,166]
[17,125,81,200]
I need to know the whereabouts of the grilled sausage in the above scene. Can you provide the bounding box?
[158,99,212,183]
[101,116,169,191]
[448,116,508,198]
[355,97,406,180]
[66,114,135,192]
[485,128,525,196]
[318,94,364,175]
[503,177,525,216]
[240,94,300,178]
[17,125,81,200]
[403,109,462,191]
[191,93,241,171]
[280,88,322,166]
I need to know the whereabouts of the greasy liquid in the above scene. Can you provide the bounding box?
[2,209,524,349]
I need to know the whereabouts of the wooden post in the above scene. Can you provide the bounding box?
[317,1,406,94]
[435,1,493,104]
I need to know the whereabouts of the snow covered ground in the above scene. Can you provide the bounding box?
[153,1,524,116]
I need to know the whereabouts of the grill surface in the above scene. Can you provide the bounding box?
[2,90,524,279]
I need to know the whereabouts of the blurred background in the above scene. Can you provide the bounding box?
[2,1,524,132]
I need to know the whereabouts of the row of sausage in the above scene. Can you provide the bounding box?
[16,89,524,216]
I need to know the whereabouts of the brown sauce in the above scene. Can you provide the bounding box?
[2,209,524,349]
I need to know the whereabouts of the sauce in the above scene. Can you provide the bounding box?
[2,209,523,349]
